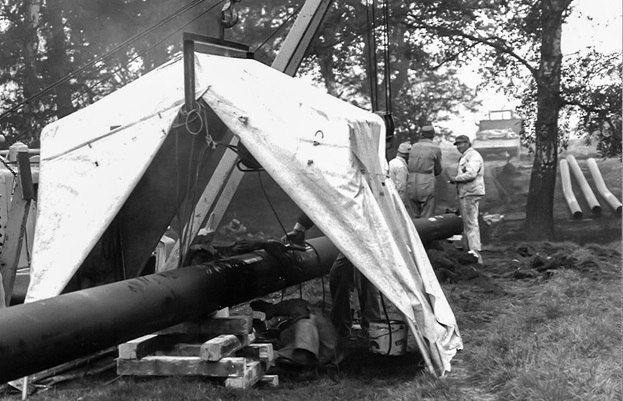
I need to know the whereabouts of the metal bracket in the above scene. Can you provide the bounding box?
[183,32,253,113]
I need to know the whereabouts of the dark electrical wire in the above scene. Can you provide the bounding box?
[0,0,208,124]
[257,171,289,239]
[4,0,300,150]
[2,0,225,149]
[253,4,303,54]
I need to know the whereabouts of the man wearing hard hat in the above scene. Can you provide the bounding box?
[388,141,411,208]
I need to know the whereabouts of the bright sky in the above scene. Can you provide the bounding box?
[563,0,622,55]
[440,0,622,137]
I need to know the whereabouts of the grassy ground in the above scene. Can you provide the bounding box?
[1,142,620,401]
[4,240,619,401]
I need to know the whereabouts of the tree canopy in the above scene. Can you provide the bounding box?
[0,0,479,148]
[397,0,620,238]
[0,0,620,239]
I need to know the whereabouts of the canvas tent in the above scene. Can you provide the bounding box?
[26,53,462,374]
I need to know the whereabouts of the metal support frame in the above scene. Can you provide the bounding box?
[0,150,34,306]
[183,32,253,113]
[165,0,334,270]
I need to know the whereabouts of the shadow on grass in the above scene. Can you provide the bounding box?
[339,347,426,384]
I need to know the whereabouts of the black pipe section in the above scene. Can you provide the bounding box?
[0,213,462,383]
[0,237,338,383]
[414,213,463,244]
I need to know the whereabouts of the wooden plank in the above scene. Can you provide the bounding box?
[158,316,253,337]
[117,356,247,377]
[162,343,202,357]
[224,361,263,390]
[200,335,241,362]
[118,334,171,360]
[0,176,31,306]
[258,374,279,387]
[236,343,275,369]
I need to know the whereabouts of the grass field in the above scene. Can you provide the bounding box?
[1,141,620,401]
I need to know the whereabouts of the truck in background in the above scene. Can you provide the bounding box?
[473,110,523,159]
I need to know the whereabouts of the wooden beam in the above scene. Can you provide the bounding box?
[224,361,263,389]
[201,333,254,361]
[117,356,247,377]
[158,316,253,337]
[0,151,33,305]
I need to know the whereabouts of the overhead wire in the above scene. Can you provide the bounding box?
[4,1,320,282]
[0,0,208,124]
[252,4,303,54]
[2,0,225,148]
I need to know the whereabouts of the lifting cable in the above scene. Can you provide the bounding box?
[365,0,379,111]
[381,0,392,116]
[365,0,393,116]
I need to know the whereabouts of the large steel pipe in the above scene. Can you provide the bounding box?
[0,237,338,383]
[560,159,583,220]
[415,213,464,240]
[587,158,622,216]
[566,155,601,215]
[0,214,462,383]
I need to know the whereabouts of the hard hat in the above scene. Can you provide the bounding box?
[397,142,411,154]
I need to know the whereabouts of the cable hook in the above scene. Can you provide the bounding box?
[219,0,240,38]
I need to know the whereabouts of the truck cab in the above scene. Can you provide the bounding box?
[473,110,523,159]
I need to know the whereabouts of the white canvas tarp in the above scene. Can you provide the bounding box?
[27,53,462,374]
[195,55,462,374]
[26,55,200,301]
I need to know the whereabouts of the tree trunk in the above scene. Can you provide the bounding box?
[20,0,42,143]
[525,0,568,240]
[314,45,339,97]
[46,2,75,119]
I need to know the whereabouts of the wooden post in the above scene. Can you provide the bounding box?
[0,150,35,306]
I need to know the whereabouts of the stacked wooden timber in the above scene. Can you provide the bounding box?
[117,316,278,389]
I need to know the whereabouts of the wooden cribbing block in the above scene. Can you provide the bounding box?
[237,343,275,369]
[118,334,171,360]
[258,374,279,387]
[201,335,241,361]
[201,333,255,361]
[224,361,264,389]
[158,343,202,357]
[159,316,253,337]
[117,356,247,377]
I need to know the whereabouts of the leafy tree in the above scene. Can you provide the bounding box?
[559,51,622,158]
[0,0,218,146]
[402,0,621,240]
[292,0,479,149]
[1,0,479,153]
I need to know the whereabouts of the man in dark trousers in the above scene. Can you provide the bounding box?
[284,212,382,340]
[407,124,443,218]
[250,298,343,371]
